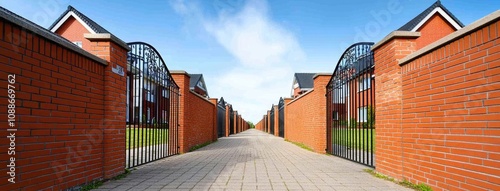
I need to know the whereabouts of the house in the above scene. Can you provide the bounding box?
[189,74,209,98]
[49,6,171,125]
[331,0,464,127]
[397,0,464,49]
[291,73,316,98]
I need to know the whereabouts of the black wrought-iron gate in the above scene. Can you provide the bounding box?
[217,98,226,137]
[126,42,180,168]
[229,106,234,135]
[278,98,284,138]
[326,42,375,167]
[269,105,275,134]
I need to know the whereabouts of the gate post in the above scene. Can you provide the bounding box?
[171,71,190,153]
[371,31,420,179]
[85,34,130,178]
[273,105,279,136]
[225,105,230,137]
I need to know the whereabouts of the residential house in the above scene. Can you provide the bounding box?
[291,73,316,98]
[189,74,209,98]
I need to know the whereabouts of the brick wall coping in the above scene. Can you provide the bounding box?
[313,73,332,79]
[170,70,189,74]
[84,33,131,51]
[399,10,500,66]
[371,31,421,51]
[0,7,107,65]
[287,89,314,105]
[189,90,215,106]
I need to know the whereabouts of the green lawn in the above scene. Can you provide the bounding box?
[332,128,375,152]
[126,127,168,149]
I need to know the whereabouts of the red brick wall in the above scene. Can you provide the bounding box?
[416,14,457,50]
[374,37,418,180]
[374,14,500,191]
[0,18,127,190]
[172,72,216,153]
[285,74,330,153]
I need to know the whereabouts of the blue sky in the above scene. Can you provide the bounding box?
[1,0,498,122]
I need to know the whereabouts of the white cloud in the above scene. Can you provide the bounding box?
[171,0,305,122]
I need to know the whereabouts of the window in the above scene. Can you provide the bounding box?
[332,111,339,120]
[359,76,371,91]
[333,84,347,103]
[358,107,367,122]
[73,41,82,48]
[162,89,169,98]
[197,81,205,90]
[162,110,168,122]
[144,81,155,103]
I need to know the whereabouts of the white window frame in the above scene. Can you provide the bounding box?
[145,81,156,103]
[332,111,339,120]
[358,107,367,122]
[359,76,371,92]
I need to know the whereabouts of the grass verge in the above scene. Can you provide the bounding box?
[285,139,314,152]
[364,169,433,191]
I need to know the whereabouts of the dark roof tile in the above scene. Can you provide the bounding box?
[398,0,464,31]
[294,73,316,89]
[49,5,110,34]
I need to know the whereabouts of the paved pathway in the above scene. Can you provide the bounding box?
[97,129,410,191]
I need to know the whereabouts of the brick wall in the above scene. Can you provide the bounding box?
[285,74,331,153]
[0,15,128,190]
[172,71,217,153]
[373,11,500,191]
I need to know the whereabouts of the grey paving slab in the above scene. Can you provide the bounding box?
[100,129,411,191]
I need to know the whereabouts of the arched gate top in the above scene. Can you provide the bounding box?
[327,42,374,88]
[127,41,178,89]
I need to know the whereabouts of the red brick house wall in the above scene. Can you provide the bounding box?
[373,11,500,191]
[416,14,456,50]
[285,74,330,153]
[53,16,92,50]
[172,71,217,153]
[0,17,128,190]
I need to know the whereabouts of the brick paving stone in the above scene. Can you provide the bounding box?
[100,129,411,190]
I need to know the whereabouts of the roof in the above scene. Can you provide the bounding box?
[48,5,129,50]
[398,0,464,31]
[189,74,203,88]
[0,5,107,65]
[49,5,110,33]
[294,73,316,89]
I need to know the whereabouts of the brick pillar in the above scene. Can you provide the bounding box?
[86,34,129,178]
[273,105,279,136]
[209,98,218,141]
[284,98,292,139]
[371,31,419,179]
[170,71,190,153]
[268,112,271,133]
[225,105,230,137]
[312,74,331,153]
